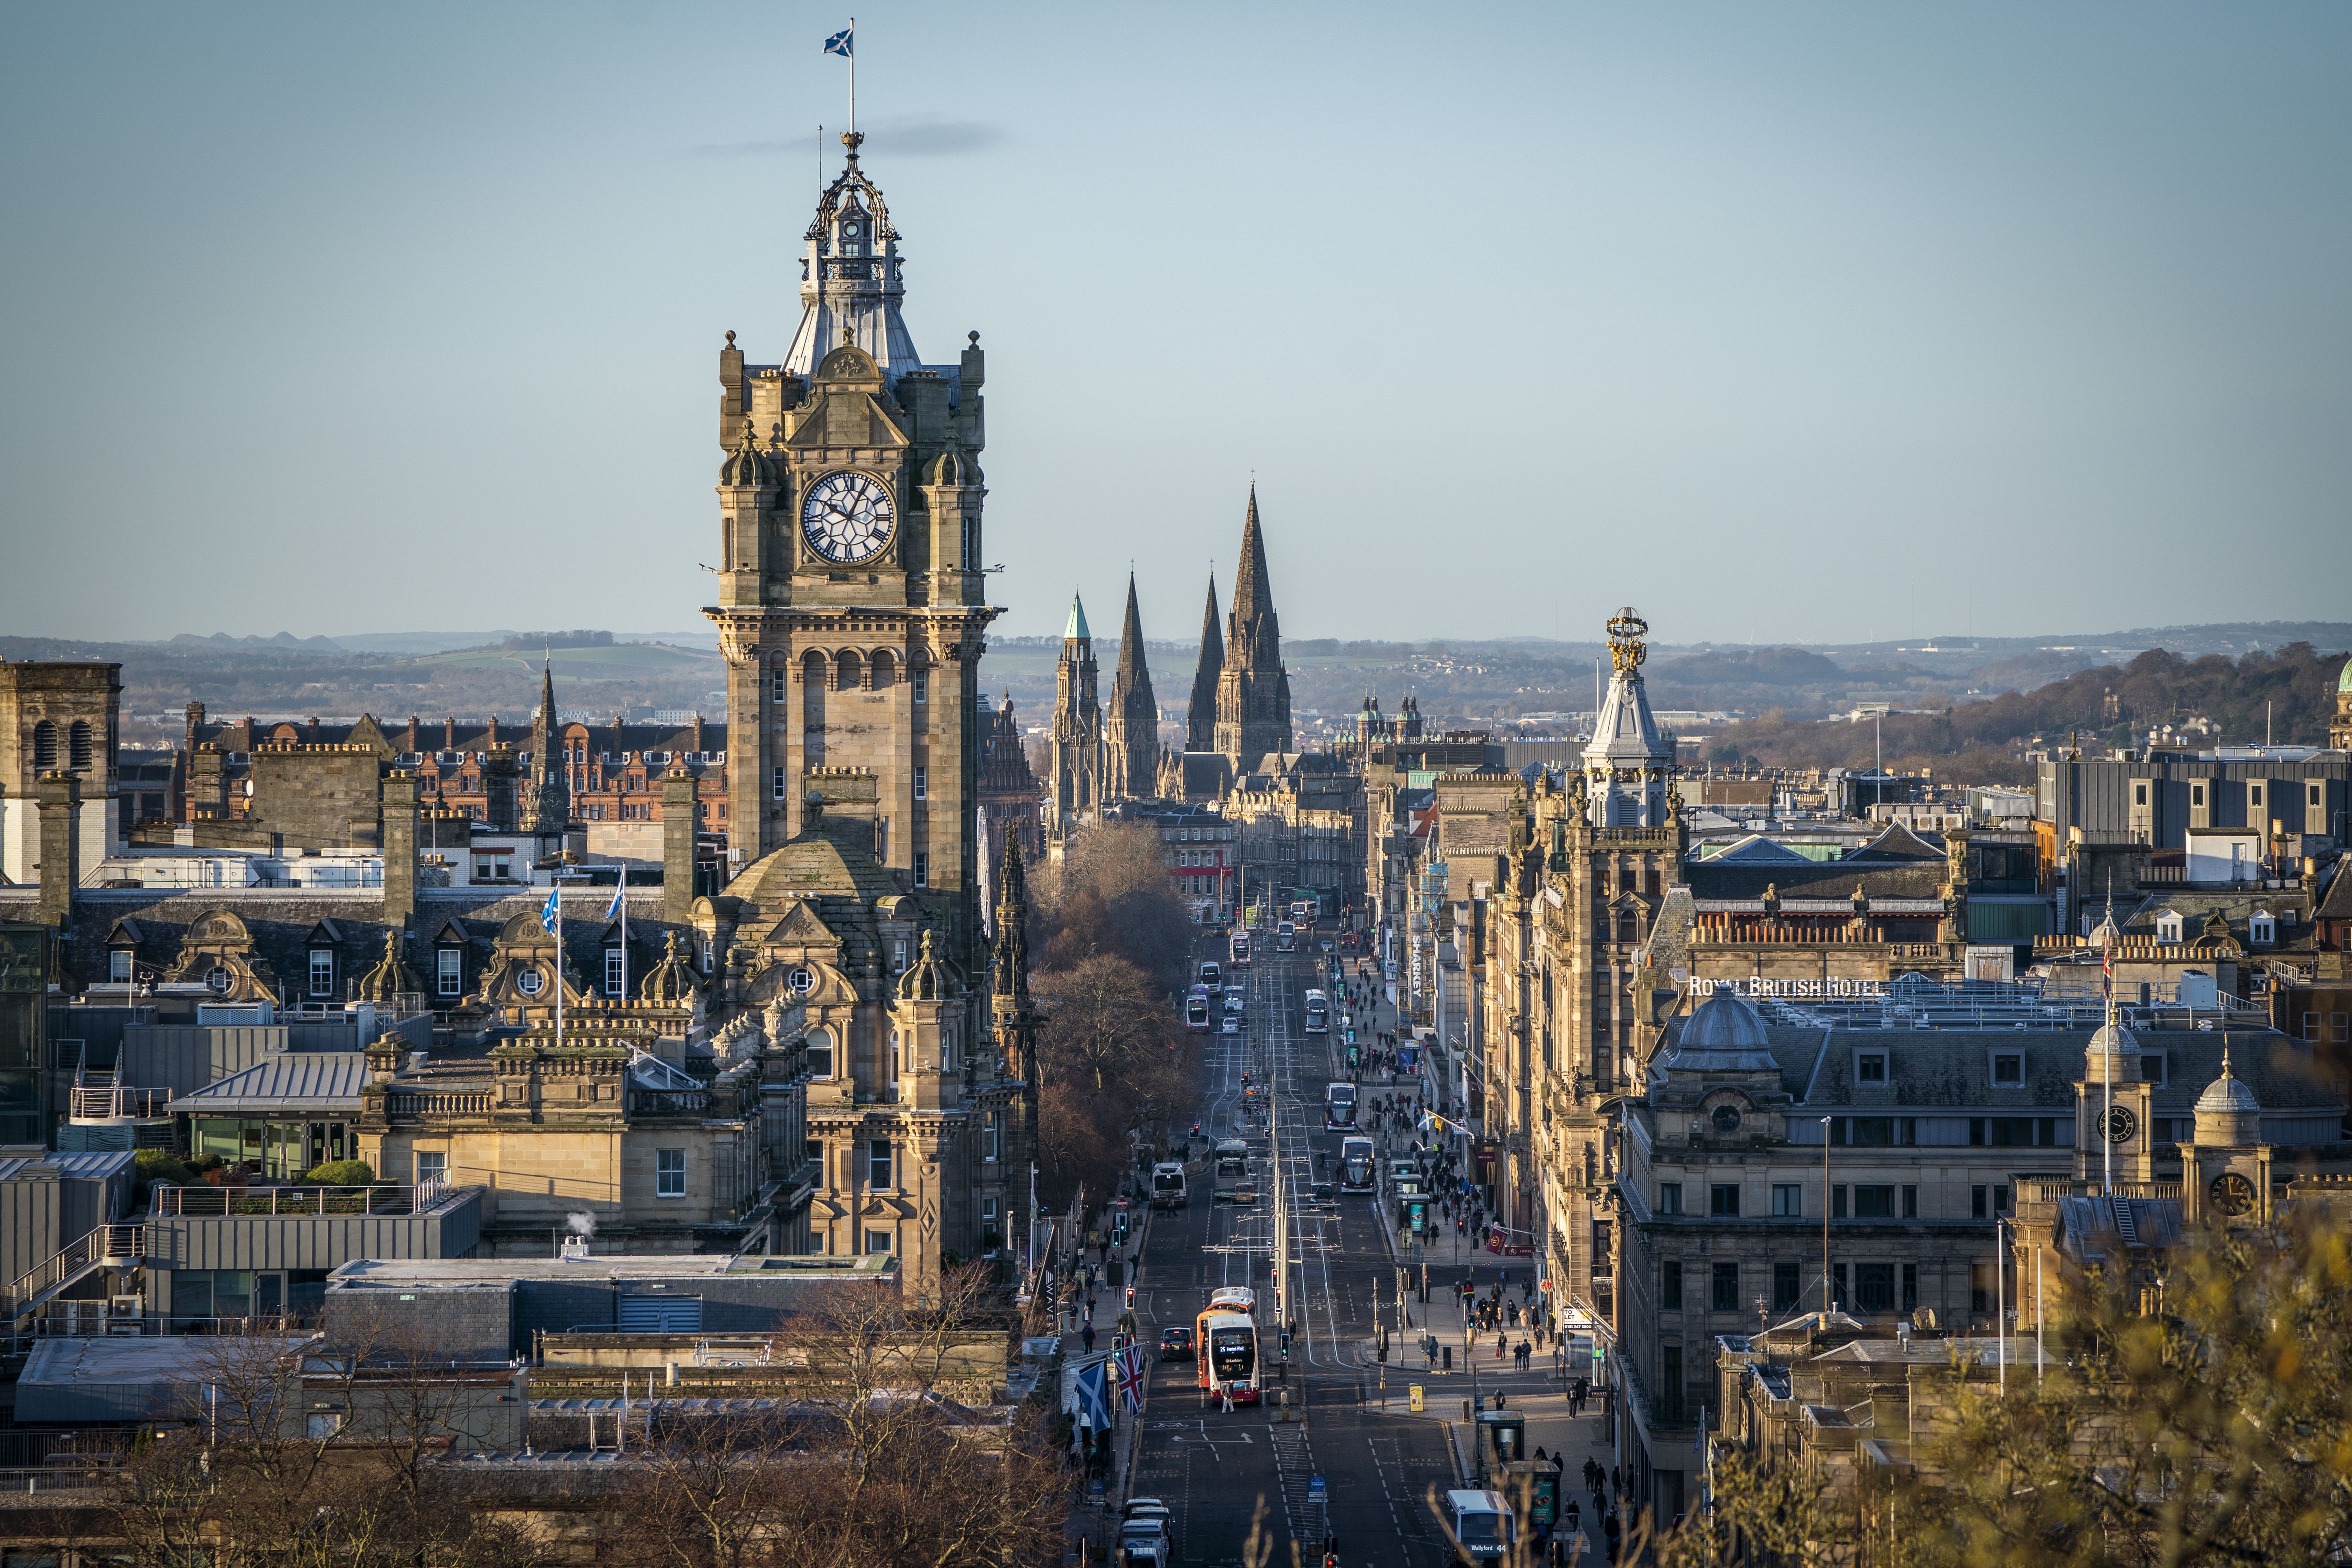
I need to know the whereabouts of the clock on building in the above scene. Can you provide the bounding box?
[2208,1171,2255,1217]
[2103,1105,2138,1143]
[801,469,896,564]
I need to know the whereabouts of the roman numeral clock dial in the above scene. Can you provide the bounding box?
[800,469,897,565]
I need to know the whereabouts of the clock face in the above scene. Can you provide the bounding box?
[1711,1105,1742,1134]
[2103,1105,2138,1144]
[2209,1172,2255,1217]
[801,470,896,564]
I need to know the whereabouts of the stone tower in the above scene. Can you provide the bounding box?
[1212,487,1292,768]
[524,660,569,836]
[1048,593,1102,837]
[1185,573,1223,753]
[1104,575,1159,802]
[700,131,1009,1291]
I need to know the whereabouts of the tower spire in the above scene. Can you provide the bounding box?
[1213,486,1292,766]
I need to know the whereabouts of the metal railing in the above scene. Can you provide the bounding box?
[2025,1179,2182,1205]
[68,1085,172,1122]
[3,1225,145,1325]
[153,1177,454,1217]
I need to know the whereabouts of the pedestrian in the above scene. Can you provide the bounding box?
[1612,1464,1621,1492]
[1082,1321,1095,1353]
[1222,1386,1235,1414]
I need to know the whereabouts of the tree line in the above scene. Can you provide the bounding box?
[1021,821,1195,1213]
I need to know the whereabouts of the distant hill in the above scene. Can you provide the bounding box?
[170,631,346,653]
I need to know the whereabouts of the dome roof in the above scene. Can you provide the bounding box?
[2339,655,2352,693]
[1668,990,1779,1073]
[720,420,775,488]
[2088,1021,2140,1056]
[2194,1046,2261,1116]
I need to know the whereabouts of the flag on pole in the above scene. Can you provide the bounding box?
[823,25,853,56]
[605,865,626,924]
[1116,1345,1147,1412]
[540,888,561,934]
[1074,1359,1110,1430]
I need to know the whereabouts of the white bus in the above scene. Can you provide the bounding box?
[1324,1081,1357,1131]
[1275,921,1297,952]
[1303,988,1329,1034]
[1150,1160,1188,1209]
[1199,958,1223,991]
[1199,1311,1260,1406]
[1184,986,1212,1032]
[1229,930,1253,968]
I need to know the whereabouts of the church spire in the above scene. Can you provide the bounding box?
[525,657,570,836]
[1186,571,1223,753]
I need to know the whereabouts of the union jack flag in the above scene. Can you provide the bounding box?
[1115,1345,1148,1412]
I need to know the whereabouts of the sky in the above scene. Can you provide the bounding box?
[2,2,2346,650]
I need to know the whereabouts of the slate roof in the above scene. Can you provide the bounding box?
[2315,865,2352,922]
[1686,858,1945,903]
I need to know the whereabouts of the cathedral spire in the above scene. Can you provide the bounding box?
[1186,571,1223,753]
[1105,573,1158,800]
[1213,486,1292,767]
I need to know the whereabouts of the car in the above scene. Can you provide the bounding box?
[1320,938,1334,952]
[1221,1014,1241,1035]
[1311,1180,1336,1202]
[1158,1327,1195,1361]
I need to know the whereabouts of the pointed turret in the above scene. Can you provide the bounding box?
[1213,484,1293,767]
[1581,608,1674,828]
[1105,574,1159,800]
[992,834,1030,1001]
[1185,572,1223,752]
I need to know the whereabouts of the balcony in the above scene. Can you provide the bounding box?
[144,1182,481,1275]
[630,1088,714,1118]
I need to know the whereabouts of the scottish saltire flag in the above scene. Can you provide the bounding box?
[540,888,561,933]
[604,864,626,923]
[1116,1346,1148,1412]
[1074,1359,1111,1430]
[824,26,853,57]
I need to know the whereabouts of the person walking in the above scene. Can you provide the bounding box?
[1081,1321,1095,1354]
[1221,1386,1235,1414]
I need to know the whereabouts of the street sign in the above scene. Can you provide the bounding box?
[1409,1384,1425,1413]
[1309,1475,1326,1498]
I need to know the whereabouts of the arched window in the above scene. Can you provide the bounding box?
[836,650,863,692]
[870,650,895,690]
[31,721,56,769]
[67,720,92,770]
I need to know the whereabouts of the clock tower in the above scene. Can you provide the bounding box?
[701,132,1023,1293]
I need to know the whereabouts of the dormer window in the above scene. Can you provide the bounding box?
[1854,1050,1888,1083]
[2156,913,2184,944]
[2250,910,2276,945]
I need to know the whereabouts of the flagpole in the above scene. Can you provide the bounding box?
[619,865,629,999]
[848,15,856,134]
[554,887,564,1049]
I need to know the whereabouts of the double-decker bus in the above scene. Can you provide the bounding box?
[1274,921,1296,953]
[1196,1291,1261,1406]
[1150,1160,1188,1208]
[1324,1080,1357,1130]
[1303,988,1329,1034]
[1339,1135,1376,1191]
[1184,986,1211,1032]
[1199,958,1223,991]
[1228,930,1252,968]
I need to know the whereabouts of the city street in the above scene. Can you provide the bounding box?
[1107,937,1616,1567]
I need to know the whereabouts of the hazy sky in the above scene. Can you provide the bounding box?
[3,2,2346,649]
